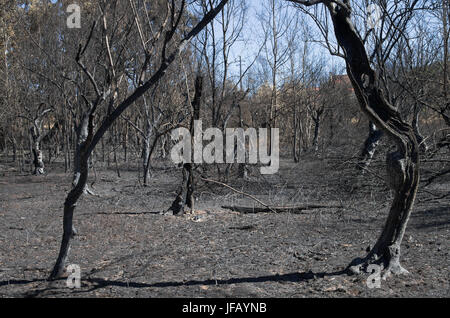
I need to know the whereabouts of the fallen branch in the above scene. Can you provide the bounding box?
[200,177,342,214]
[222,204,342,214]
[200,177,278,213]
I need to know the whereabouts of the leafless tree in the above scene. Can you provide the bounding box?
[18,103,53,175]
[49,0,230,280]
[288,0,420,278]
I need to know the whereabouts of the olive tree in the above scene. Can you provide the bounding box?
[288,0,420,278]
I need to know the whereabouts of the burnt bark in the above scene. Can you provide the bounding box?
[27,104,52,175]
[142,97,162,186]
[49,1,228,279]
[49,148,87,279]
[238,104,249,177]
[288,0,420,278]
[30,126,45,175]
[169,74,203,215]
[142,133,151,185]
[293,106,300,163]
[358,122,383,172]
[72,114,96,195]
[168,163,190,215]
[49,111,92,279]
[325,1,420,277]
[11,137,17,162]
[72,114,88,187]
[311,108,323,153]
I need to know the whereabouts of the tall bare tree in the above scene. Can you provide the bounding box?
[288,0,420,278]
[49,0,230,280]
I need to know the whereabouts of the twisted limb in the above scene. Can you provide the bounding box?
[348,148,419,279]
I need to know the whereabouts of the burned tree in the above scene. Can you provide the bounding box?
[289,0,420,278]
[311,103,325,153]
[168,74,203,215]
[19,103,53,175]
[358,122,383,172]
[49,0,230,280]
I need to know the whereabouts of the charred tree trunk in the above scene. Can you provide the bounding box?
[311,107,324,153]
[28,104,52,175]
[358,122,383,172]
[142,134,151,185]
[168,163,189,214]
[72,114,95,195]
[293,106,300,163]
[185,164,195,210]
[316,0,420,278]
[49,147,87,279]
[185,76,203,211]
[49,0,230,280]
[142,100,153,186]
[123,120,128,163]
[287,0,421,277]
[312,120,319,152]
[169,75,202,215]
[238,104,248,177]
[49,111,92,279]
[31,131,45,175]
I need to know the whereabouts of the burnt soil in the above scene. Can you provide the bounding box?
[0,154,448,298]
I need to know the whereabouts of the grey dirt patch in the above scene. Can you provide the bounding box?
[0,158,448,297]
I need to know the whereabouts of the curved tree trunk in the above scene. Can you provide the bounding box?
[321,0,420,278]
[50,111,91,279]
[49,0,229,280]
[49,149,88,279]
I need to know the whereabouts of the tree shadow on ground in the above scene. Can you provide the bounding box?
[0,278,47,288]
[79,269,348,295]
[0,269,349,297]
[0,278,49,298]
[411,206,450,229]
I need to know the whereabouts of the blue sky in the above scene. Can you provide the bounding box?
[44,0,345,84]
[224,0,346,84]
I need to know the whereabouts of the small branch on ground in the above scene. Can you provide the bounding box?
[200,177,343,214]
[200,177,278,213]
[222,204,342,214]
